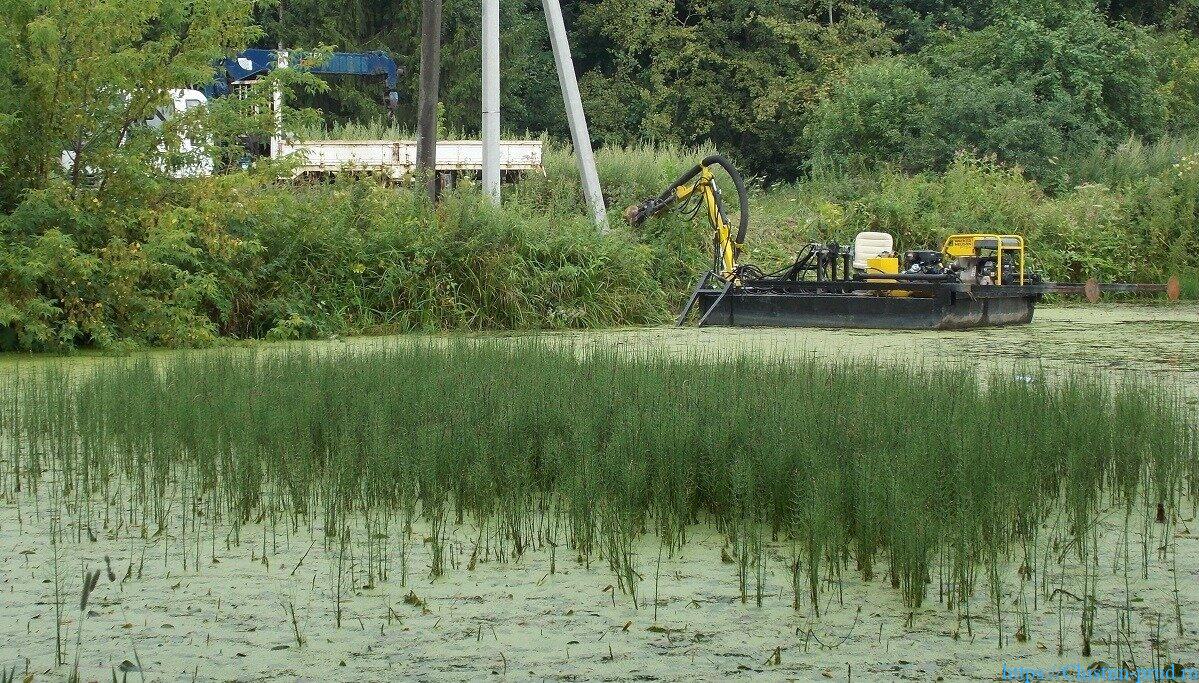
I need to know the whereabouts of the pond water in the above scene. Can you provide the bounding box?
[3,302,1197,399]
[556,302,1199,401]
[0,303,1196,680]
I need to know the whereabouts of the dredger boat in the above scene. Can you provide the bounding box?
[626,155,1179,330]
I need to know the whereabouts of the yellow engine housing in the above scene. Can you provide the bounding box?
[866,256,910,297]
[866,256,899,275]
[942,234,1026,285]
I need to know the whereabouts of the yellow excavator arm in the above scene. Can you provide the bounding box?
[624,155,749,280]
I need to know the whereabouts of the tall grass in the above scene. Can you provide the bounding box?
[1064,134,1199,189]
[293,118,544,141]
[186,180,673,340]
[512,140,718,218]
[2,341,1194,622]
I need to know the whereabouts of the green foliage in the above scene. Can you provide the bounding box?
[1150,29,1199,133]
[262,0,562,137]
[261,0,900,180]
[249,0,1199,184]
[512,140,719,292]
[807,58,1064,180]
[807,4,1194,185]
[576,0,895,181]
[764,149,1199,283]
[0,161,677,351]
[0,0,262,207]
[924,5,1167,143]
[0,183,236,350]
[233,180,667,338]
[805,58,934,174]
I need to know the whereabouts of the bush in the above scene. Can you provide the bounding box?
[755,152,1199,285]
[238,182,668,338]
[808,5,1179,186]
[806,58,935,175]
[0,186,226,350]
[0,156,683,351]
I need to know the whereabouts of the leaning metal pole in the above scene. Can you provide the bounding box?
[481,0,501,204]
[541,0,608,231]
[416,0,443,201]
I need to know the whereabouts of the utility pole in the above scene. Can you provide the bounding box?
[271,1,286,161]
[481,0,501,204]
[417,0,443,201]
[271,50,287,160]
[542,0,608,231]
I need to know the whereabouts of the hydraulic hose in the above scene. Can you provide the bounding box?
[626,154,751,249]
[858,272,952,282]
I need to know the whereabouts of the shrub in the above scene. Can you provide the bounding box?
[808,5,1175,186]
[755,153,1199,285]
[0,160,682,351]
[239,181,669,338]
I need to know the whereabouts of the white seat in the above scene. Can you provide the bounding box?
[852,232,894,270]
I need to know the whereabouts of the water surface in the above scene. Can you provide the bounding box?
[555,303,1199,401]
[4,303,1196,398]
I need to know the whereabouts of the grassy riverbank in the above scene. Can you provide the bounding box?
[2,141,1198,352]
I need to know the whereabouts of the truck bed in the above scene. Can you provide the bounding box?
[278,139,543,179]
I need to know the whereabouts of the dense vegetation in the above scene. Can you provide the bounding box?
[260,0,1199,183]
[4,342,1195,632]
[2,0,1198,350]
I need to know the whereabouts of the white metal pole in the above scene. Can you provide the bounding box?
[541,0,608,231]
[481,0,501,204]
[271,50,288,159]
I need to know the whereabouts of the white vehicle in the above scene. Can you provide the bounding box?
[60,89,214,180]
[278,138,544,181]
[62,88,544,182]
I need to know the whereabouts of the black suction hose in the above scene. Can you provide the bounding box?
[628,154,751,250]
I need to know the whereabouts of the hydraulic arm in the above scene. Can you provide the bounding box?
[625,155,750,280]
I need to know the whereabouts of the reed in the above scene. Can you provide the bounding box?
[2,340,1195,623]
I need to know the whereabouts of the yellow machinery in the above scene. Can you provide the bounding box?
[866,255,907,297]
[683,165,740,278]
[624,155,749,280]
[626,154,1178,329]
[866,256,900,275]
[942,234,1026,286]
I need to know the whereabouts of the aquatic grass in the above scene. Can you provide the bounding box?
[2,340,1196,632]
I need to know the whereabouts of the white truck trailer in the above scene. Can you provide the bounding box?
[63,88,543,182]
[277,138,544,181]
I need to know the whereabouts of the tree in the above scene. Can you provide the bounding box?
[576,0,895,180]
[0,0,261,209]
[807,2,1172,184]
[922,4,1167,147]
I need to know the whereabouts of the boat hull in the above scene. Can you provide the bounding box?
[693,290,1037,330]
